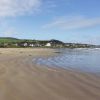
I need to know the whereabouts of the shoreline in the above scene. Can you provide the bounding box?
[0,48,100,100]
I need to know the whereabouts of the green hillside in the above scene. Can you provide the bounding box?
[0,37,20,43]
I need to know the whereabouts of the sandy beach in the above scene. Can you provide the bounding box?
[0,48,100,100]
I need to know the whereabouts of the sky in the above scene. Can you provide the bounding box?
[0,0,100,44]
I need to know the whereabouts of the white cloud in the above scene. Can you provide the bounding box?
[43,16,100,30]
[0,0,41,17]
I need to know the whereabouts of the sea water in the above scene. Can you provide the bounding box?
[33,48,100,73]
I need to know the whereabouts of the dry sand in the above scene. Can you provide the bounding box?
[0,48,100,100]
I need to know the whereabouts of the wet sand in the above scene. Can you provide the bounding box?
[0,48,100,100]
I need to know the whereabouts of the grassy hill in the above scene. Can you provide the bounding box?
[0,37,35,43]
[0,37,20,43]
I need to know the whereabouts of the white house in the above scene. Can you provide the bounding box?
[23,43,28,47]
[45,43,51,47]
[29,44,34,47]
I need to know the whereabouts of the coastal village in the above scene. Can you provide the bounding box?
[0,37,96,48]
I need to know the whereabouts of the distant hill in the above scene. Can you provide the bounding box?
[0,37,18,39]
[0,37,20,43]
[0,37,64,44]
[50,39,64,44]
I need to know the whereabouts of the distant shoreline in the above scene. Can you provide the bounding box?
[0,37,97,48]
